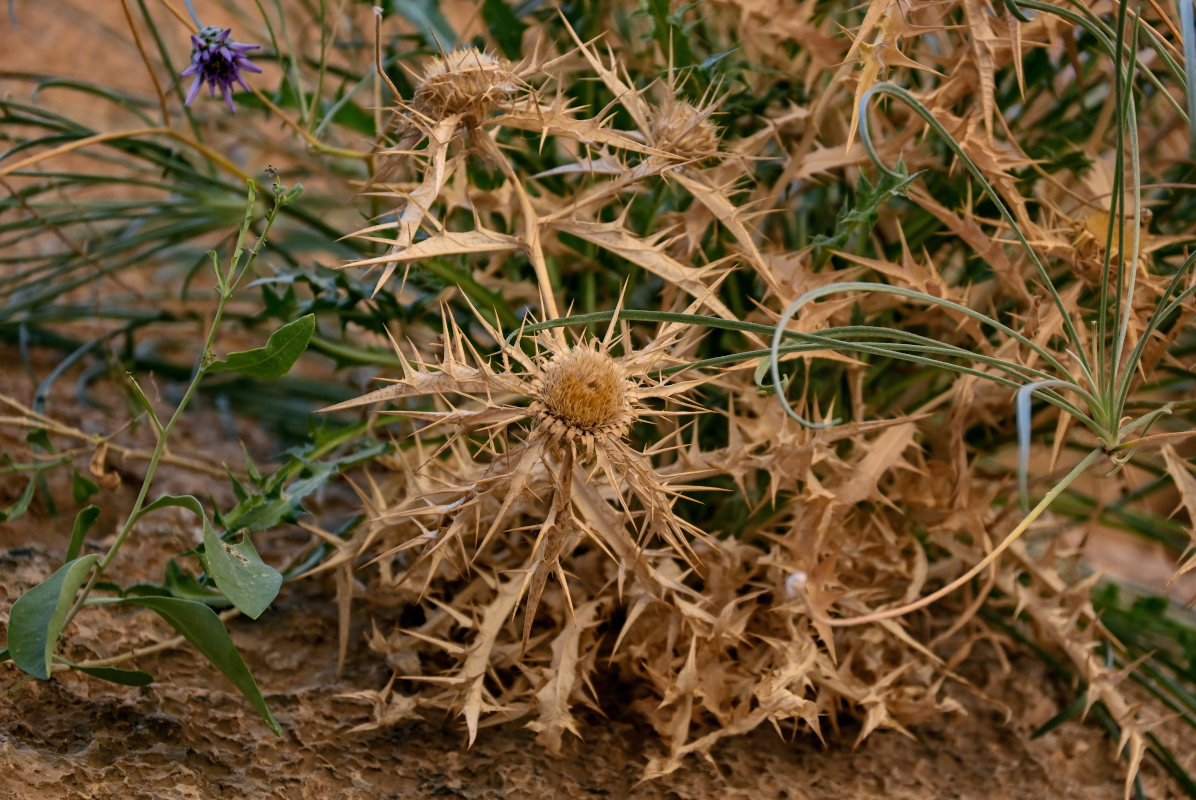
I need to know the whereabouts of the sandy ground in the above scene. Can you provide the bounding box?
[0,539,1145,800]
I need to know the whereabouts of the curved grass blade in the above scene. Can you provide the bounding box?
[1181,0,1196,157]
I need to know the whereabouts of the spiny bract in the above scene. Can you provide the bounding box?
[652,99,722,160]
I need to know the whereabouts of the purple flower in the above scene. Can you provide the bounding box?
[180,26,261,113]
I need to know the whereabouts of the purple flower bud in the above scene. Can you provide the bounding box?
[180,25,261,113]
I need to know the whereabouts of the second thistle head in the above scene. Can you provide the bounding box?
[412,48,519,126]
[652,100,722,161]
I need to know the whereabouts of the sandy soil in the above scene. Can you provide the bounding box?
[0,539,1144,800]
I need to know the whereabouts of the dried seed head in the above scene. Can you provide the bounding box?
[413,48,518,124]
[533,346,633,441]
[653,101,721,160]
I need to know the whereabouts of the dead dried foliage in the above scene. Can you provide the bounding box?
[324,1,1196,792]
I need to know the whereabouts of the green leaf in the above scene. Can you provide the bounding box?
[699,48,736,71]
[810,159,917,263]
[8,555,99,679]
[0,647,9,662]
[260,282,298,320]
[482,0,527,59]
[161,559,228,606]
[65,505,101,563]
[645,0,698,67]
[281,183,304,206]
[75,665,155,686]
[0,476,37,523]
[1032,688,1088,738]
[200,525,282,620]
[323,98,376,137]
[59,658,154,687]
[71,470,99,504]
[207,314,315,379]
[138,495,281,618]
[226,465,249,503]
[218,493,298,534]
[137,493,208,523]
[123,373,163,432]
[388,0,457,48]
[241,442,263,485]
[219,439,389,534]
[114,596,280,735]
[26,428,52,451]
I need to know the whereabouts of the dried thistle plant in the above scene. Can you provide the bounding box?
[10,0,1196,794]
[325,310,716,646]
[324,7,987,774]
[332,358,968,764]
[322,2,1196,792]
[409,48,521,129]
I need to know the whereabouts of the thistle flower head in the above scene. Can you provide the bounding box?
[532,346,633,441]
[412,48,519,125]
[324,314,713,574]
[652,99,722,161]
[180,25,262,113]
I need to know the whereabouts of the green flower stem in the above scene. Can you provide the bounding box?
[58,182,283,634]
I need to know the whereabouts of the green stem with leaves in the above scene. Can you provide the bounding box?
[60,180,289,632]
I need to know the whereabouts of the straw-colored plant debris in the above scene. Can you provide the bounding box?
[330,323,969,768]
[318,2,1196,792]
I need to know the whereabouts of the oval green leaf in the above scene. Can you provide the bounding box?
[207,314,315,379]
[201,525,282,620]
[138,495,281,618]
[8,555,99,679]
